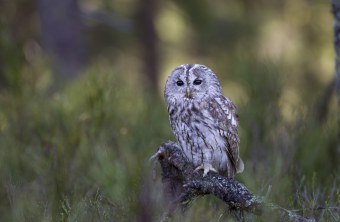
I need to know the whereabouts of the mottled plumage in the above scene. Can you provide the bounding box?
[164,64,244,177]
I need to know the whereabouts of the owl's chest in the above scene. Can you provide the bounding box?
[169,103,224,151]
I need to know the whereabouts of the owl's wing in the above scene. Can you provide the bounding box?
[208,95,244,175]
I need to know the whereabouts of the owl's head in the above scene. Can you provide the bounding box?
[164,64,223,104]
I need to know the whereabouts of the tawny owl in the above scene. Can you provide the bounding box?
[164,64,244,178]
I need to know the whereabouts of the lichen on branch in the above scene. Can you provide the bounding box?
[151,141,263,218]
[151,141,317,222]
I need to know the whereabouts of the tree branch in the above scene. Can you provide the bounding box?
[151,141,317,222]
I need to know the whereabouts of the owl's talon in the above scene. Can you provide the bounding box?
[194,163,217,177]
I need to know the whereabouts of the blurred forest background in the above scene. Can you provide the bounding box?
[0,0,339,221]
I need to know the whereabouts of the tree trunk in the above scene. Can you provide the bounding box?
[136,0,159,92]
[332,0,340,142]
[38,0,86,82]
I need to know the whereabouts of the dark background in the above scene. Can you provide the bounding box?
[0,0,338,221]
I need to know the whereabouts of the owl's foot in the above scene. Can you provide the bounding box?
[194,163,217,177]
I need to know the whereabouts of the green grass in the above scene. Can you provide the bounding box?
[0,61,339,221]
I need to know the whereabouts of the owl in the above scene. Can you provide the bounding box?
[164,64,244,178]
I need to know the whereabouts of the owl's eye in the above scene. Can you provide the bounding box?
[193,79,202,85]
[176,80,184,86]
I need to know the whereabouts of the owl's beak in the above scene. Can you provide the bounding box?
[185,88,192,98]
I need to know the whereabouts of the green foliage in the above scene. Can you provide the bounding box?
[0,59,338,221]
[0,63,171,221]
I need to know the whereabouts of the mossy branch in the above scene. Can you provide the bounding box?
[151,141,316,222]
